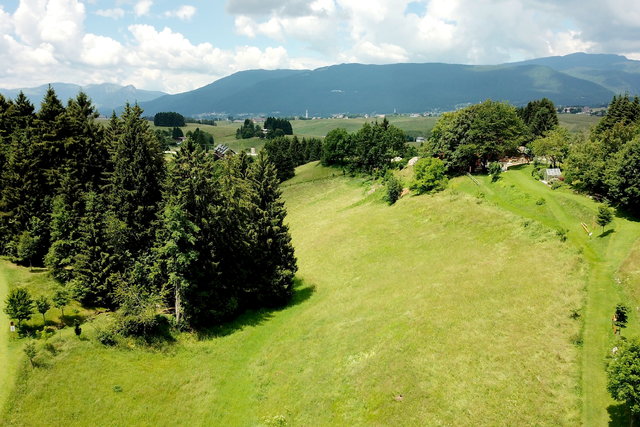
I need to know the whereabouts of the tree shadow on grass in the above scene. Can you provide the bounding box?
[599,229,616,238]
[608,402,632,426]
[196,277,316,341]
[614,206,640,223]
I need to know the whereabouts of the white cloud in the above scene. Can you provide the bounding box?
[164,5,196,21]
[2,0,640,94]
[134,0,152,17]
[81,34,124,66]
[96,8,125,19]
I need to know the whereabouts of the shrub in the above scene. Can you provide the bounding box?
[384,173,403,205]
[488,162,502,182]
[536,197,546,205]
[95,327,118,346]
[411,157,448,194]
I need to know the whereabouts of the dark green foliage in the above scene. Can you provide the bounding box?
[411,157,448,194]
[614,304,629,330]
[607,337,640,415]
[246,152,297,307]
[596,205,614,232]
[607,136,640,213]
[0,88,299,331]
[154,129,173,151]
[321,120,407,174]
[171,126,184,139]
[264,137,295,181]
[34,296,50,325]
[236,119,261,139]
[106,104,165,257]
[264,117,293,138]
[517,98,559,138]
[4,287,34,326]
[385,173,403,205]
[322,128,352,166]
[153,112,185,127]
[155,138,220,326]
[185,127,214,150]
[488,162,502,182]
[595,94,640,136]
[71,192,117,307]
[425,100,528,174]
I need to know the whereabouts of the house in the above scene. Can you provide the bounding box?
[544,168,562,181]
[213,144,236,159]
[416,137,425,143]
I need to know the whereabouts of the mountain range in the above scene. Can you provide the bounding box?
[0,83,166,115]
[3,53,639,117]
[137,53,638,117]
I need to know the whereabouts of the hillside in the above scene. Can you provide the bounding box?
[139,61,613,117]
[515,52,640,95]
[2,163,612,425]
[0,83,166,115]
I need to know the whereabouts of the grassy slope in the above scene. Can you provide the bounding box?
[453,166,640,425]
[3,162,587,426]
[0,260,16,411]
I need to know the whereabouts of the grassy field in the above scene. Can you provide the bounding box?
[1,162,599,425]
[153,113,595,157]
[452,165,640,425]
[558,114,600,133]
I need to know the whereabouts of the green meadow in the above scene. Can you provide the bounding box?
[5,160,638,424]
[154,114,597,157]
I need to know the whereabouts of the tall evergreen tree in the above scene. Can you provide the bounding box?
[106,104,165,256]
[247,152,297,307]
[155,138,221,325]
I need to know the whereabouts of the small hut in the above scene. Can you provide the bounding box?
[544,168,562,181]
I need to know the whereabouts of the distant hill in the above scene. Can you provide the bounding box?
[513,52,640,95]
[0,83,166,115]
[138,58,616,117]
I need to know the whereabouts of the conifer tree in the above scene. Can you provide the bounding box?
[72,192,116,306]
[106,104,165,256]
[247,152,297,307]
[155,138,221,325]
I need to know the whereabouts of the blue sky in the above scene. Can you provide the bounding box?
[1,0,639,93]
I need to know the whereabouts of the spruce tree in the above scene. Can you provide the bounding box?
[72,192,116,307]
[106,104,165,256]
[247,152,297,307]
[155,139,221,325]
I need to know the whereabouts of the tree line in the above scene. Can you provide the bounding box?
[0,88,297,332]
[263,136,322,181]
[236,117,294,140]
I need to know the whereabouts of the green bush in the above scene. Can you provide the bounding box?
[95,327,118,346]
[384,173,403,205]
[411,157,448,195]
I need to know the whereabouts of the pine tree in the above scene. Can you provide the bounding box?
[72,192,116,307]
[247,152,297,307]
[0,129,50,257]
[155,138,221,325]
[106,104,165,256]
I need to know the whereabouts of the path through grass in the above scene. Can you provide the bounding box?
[454,165,640,425]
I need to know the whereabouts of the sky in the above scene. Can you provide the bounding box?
[1,0,640,94]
